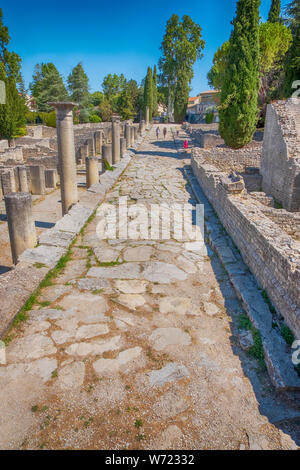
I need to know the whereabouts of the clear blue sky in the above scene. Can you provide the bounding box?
[2,0,290,95]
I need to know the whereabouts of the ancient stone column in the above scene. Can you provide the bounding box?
[125,124,131,149]
[80,144,88,164]
[1,169,16,195]
[120,138,127,157]
[4,192,37,265]
[88,137,95,156]
[131,126,135,146]
[102,144,113,167]
[112,116,121,164]
[134,126,138,141]
[17,166,29,193]
[145,106,150,126]
[107,128,112,143]
[94,131,103,155]
[48,102,78,215]
[45,169,58,189]
[29,165,46,195]
[86,157,99,188]
[139,120,145,135]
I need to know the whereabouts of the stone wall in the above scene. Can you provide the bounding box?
[192,145,262,174]
[191,154,300,337]
[260,99,300,212]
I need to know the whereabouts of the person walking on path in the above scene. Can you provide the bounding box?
[163,127,167,139]
[156,127,160,140]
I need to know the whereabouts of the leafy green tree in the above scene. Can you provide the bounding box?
[144,66,153,120]
[282,0,300,95]
[207,41,230,90]
[208,23,291,97]
[90,91,104,106]
[30,63,68,112]
[268,0,281,23]
[152,65,158,116]
[283,23,300,95]
[0,9,26,140]
[284,0,300,35]
[98,98,113,121]
[219,0,260,148]
[67,62,89,107]
[159,14,205,122]
[117,86,136,120]
[102,73,126,100]
[259,21,292,110]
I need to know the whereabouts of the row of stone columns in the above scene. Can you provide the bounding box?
[4,104,146,264]
[0,165,58,199]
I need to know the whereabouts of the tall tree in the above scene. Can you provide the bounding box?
[159,14,205,122]
[259,21,292,110]
[144,67,153,120]
[207,41,230,90]
[0,8,26,140]
[174,71,190,122]
[30,63,68,112]
[68,62,89,107]
[102,74,126,100]
[283,0,300,95]
[219,0,260,148]
[284,0,300,35]
[283,23,300,95]
[268,0,281,23]
[117,85,136,120]
[152,65,158,116]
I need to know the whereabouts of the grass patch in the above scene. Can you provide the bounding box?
[104,159,115,172]
[274,199,283,209]
[281,325,295,346]
[238,315,265,369]
[238,314,252,330]
[96,259,122,267]
[4,245,74,337]
[38,301,51,308]
[248,328,266,369]
[135,419,143,429]
[33,262,46,269]
[92,289,104,295]
[261,290,276,315]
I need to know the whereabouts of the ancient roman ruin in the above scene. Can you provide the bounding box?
[0,100,299,450]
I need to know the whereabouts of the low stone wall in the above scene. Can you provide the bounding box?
[192,145,262,174]
[191,154,300,337]
[260,99,300,212]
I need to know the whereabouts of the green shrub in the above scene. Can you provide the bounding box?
[89,114,101,123]
[44,111,56,128]
[12,127,27,138]
[205,112,214,124]
[281,325,295,346]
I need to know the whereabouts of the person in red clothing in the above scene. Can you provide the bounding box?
[163,127,167,139]
[184,140,188,149]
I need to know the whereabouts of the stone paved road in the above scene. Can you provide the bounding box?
[0,126,298,450]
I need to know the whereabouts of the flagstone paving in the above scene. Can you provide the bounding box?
[0,127,299,450]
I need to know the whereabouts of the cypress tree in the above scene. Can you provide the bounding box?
[268,0,281,23]
[152,65,158,117]
[144,67,153,120]
[174,73,189,122]
[219,0,260,148]
[68,62,89,108]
